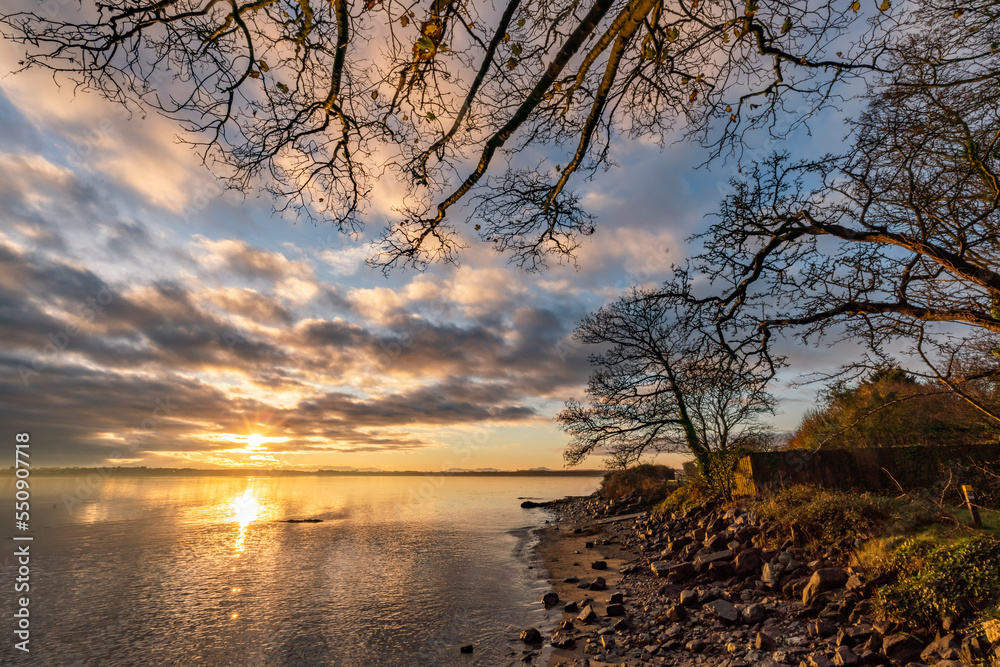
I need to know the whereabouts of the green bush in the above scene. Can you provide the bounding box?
[873,535,1000,632]
[754,485,908,548]
[599,464,676,502]
[654,483,701,516]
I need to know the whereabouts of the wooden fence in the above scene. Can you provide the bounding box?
[732,444,1000,497]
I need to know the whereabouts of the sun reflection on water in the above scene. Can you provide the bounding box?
[231,487,260,554]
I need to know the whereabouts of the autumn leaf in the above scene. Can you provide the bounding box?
[666,27,679,42]
[426,111,436,120]
[400,14,408,27]
[689,90,698,102]
[851,1,860,11]
[517,18,525,27]
[879,0,890,11]
[249,70,260,79]
[276,82,289,93]
[782,17,792,34]
[371,90,378,100]
[474,224,481,230]
[511,43,522,57]
[259,60,269,72]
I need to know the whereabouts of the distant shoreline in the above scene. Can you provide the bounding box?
[7,467,606,477]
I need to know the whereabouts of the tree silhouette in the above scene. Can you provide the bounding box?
[2,0,900,269]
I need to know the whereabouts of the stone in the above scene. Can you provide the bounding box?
[542,592,559,608]
[577,605,598,624]
[686,639,707,653]
[807,653,835,667]
[807,620,838,638]
[460,645,474,654]
[694,549,734,572]
[606,603,626,617]
[679,589,699,606]
[881,634,923,664]
[591,560,607,570]
[984,619,1000,644]
[520,628,542,643]
[666,603,686,622]
[651,561,673,577]
[755,631,778,650]
[589,577,607,591]
[734,548,763,577]
[563,575,579,583]
[833,646,859,666]
[741,603,767,624]
[920,635,961,663]
[608,592,624,604]
[762,561,784,587]
[550,632,576,649]
[704,599,739,623]
[708,560,736,580]
[563,601,579,613]
[802,568,850,606]
[668,561,698,583]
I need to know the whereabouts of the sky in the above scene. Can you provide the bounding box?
[0,28,857,472]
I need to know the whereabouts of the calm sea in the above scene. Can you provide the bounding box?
[0,474,599,666]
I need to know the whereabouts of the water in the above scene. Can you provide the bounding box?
[0,474,599,666]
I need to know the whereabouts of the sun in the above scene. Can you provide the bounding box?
[246,433,265,450]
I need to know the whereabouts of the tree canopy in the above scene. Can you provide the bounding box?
[2,0,903,270]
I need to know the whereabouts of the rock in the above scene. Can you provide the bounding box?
[802,568,849,606]
[755,631,778,650]
[577,605,598,624]
[704,599,739,623]
[662,561,697,583]
[921,634,961,663]
[734,548,763,577]
[686,639,708,653]
[564,601,579,613]
[591,560,607,570]
[882,634,923,664]
[589,577,607,591]
[762,561,784,587]
[666,603,686,622]
[693,549,734,572]
[520,500,552,508]
[460,644,474,653]
[984,619,1000,644]
[651,561,672,577]
[520,628,542,643]
[542,592,559,608]
[833,646,859,666]
[741,603,766,624]
[608,592,624,604]
[708,560,736,580]
[606,603,626,617]
[550,632,576,649]
[807,653,835,667]
[563,575,579,583]
[679,589,699,606]
[807,620,838,638]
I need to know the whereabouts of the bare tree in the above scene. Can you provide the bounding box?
[693,14,1000,419]
[1,0,904,270]
[558,283,776,471]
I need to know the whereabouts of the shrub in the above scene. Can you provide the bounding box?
[873,535,1000,633]
[754,485,908,549]
[599,464,676,502]
[654,483,701,516]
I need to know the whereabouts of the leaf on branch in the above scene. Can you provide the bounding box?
[689,89,698,102]
[851,1,860,11]
[259,60,269,72]
[276,82,289,93]
[400,15,408,27]
[667,27,679,42]
[879,0,890,11]
[249,70,260,78]
[782,17,792,35]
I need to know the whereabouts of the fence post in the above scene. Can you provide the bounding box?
[961,485,983,528]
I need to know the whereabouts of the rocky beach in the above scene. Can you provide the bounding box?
[511,494,1000,667]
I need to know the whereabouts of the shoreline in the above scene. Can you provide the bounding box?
[523,494,998,667]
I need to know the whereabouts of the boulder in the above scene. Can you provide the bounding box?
[920,634,962,663]
[807,653,835,667]
[734,548,763,577]
[755,631,778,650]
[589,577,606,591]
[519,628,542,643]
[591,560,607,570]
[577,605,598,624]
[679,589,699,606]
[563,601,579,613]
[686,639,707,653]
[704,599,739,623]
[762,561,784,587]
[882,634,923,664]
[693,549,733,572]
[802,568,849,606]
[833,646,860,666]
[550,632,575,649]
[741,603,766,624]
[606,603,626,617]
[541,592,559,608]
